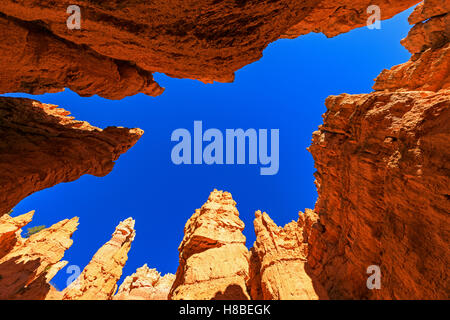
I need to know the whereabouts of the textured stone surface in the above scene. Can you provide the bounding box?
[114,264,175,300]
[401,11,450,55]
[308,90,450,299]
[374,1,450,92]
[0,211,34,259]
[0,0,419,96]
[283,0,420,38]
[0,97,143,216]
[250,210,328,300]
[374,43,449,92]
[409,0,450,25]
[62,218,136,300]
[0,212,78,300]
[0,15,163,100]
[1,1,448,301]
[169,190,250,300]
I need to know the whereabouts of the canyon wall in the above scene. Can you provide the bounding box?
[0,97,143,215]
[0,1,448,300]
[307,0,449,299]
[0,0,420,96]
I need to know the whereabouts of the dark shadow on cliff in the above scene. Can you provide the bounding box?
[213,284,249,300]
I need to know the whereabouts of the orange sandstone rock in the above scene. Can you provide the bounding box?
[0,16,163,99]
[0,0,419,96]
[401,11,450,55]
[283,0,420,39]
[0,213,78,300]
[409,0,450,25]
[62,218,136,300]
[374,43,450,92]
[374,1,450,92]
[0,97,143,215]
[0,211,34,259]
[169,190,250,300]
[114,264,175,300]
[308,90,450,299]
[250,210,328,300]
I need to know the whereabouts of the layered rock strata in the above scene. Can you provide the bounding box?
[0,211,78,300]
[169,190,251,300]
[0,0,420,96]
[0,97,143,215]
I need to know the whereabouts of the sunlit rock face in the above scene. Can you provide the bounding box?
[0,211,78,300]
[114,264,175,300]
[0,97,143,216]
[249,209,328,300]
[62,218,136,300]
[307,0,450,299]
[309,90,449,299]
[374,0,450,92]
[0,0,448,301]
[0,0,420,97]
[169,190,251,300]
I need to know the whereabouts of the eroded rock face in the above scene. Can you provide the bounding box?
[62,218,136,300]
[0,212,78,300]
[0,1,447,301]
[0,0,419,96]
[0,211,34,259]
[0,97,143,215]
[169,190,250,300]
[305,3,449,299]
[250,210,327,300]
[374,0,450,92]
[0,15,163,100]
[283,0,420,39]
[114,264,175,300]
[308,90,450,299]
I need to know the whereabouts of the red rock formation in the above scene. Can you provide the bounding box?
[114,264,175,300]
[0,0,420,96]
[374,0,450,92]
[304,1,449,299]
[62,218,136,300]
[0,212,78,300]
[0,211,34,259]
[373,43,449,92]
[283,0,420,38]
[169,190,250,300]
[0,16,163,100]
[308,90,449,299]
[250,210,328,300]
[0,1,448,301]
[0,97,143,215]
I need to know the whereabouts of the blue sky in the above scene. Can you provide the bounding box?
[4,8,413,290]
